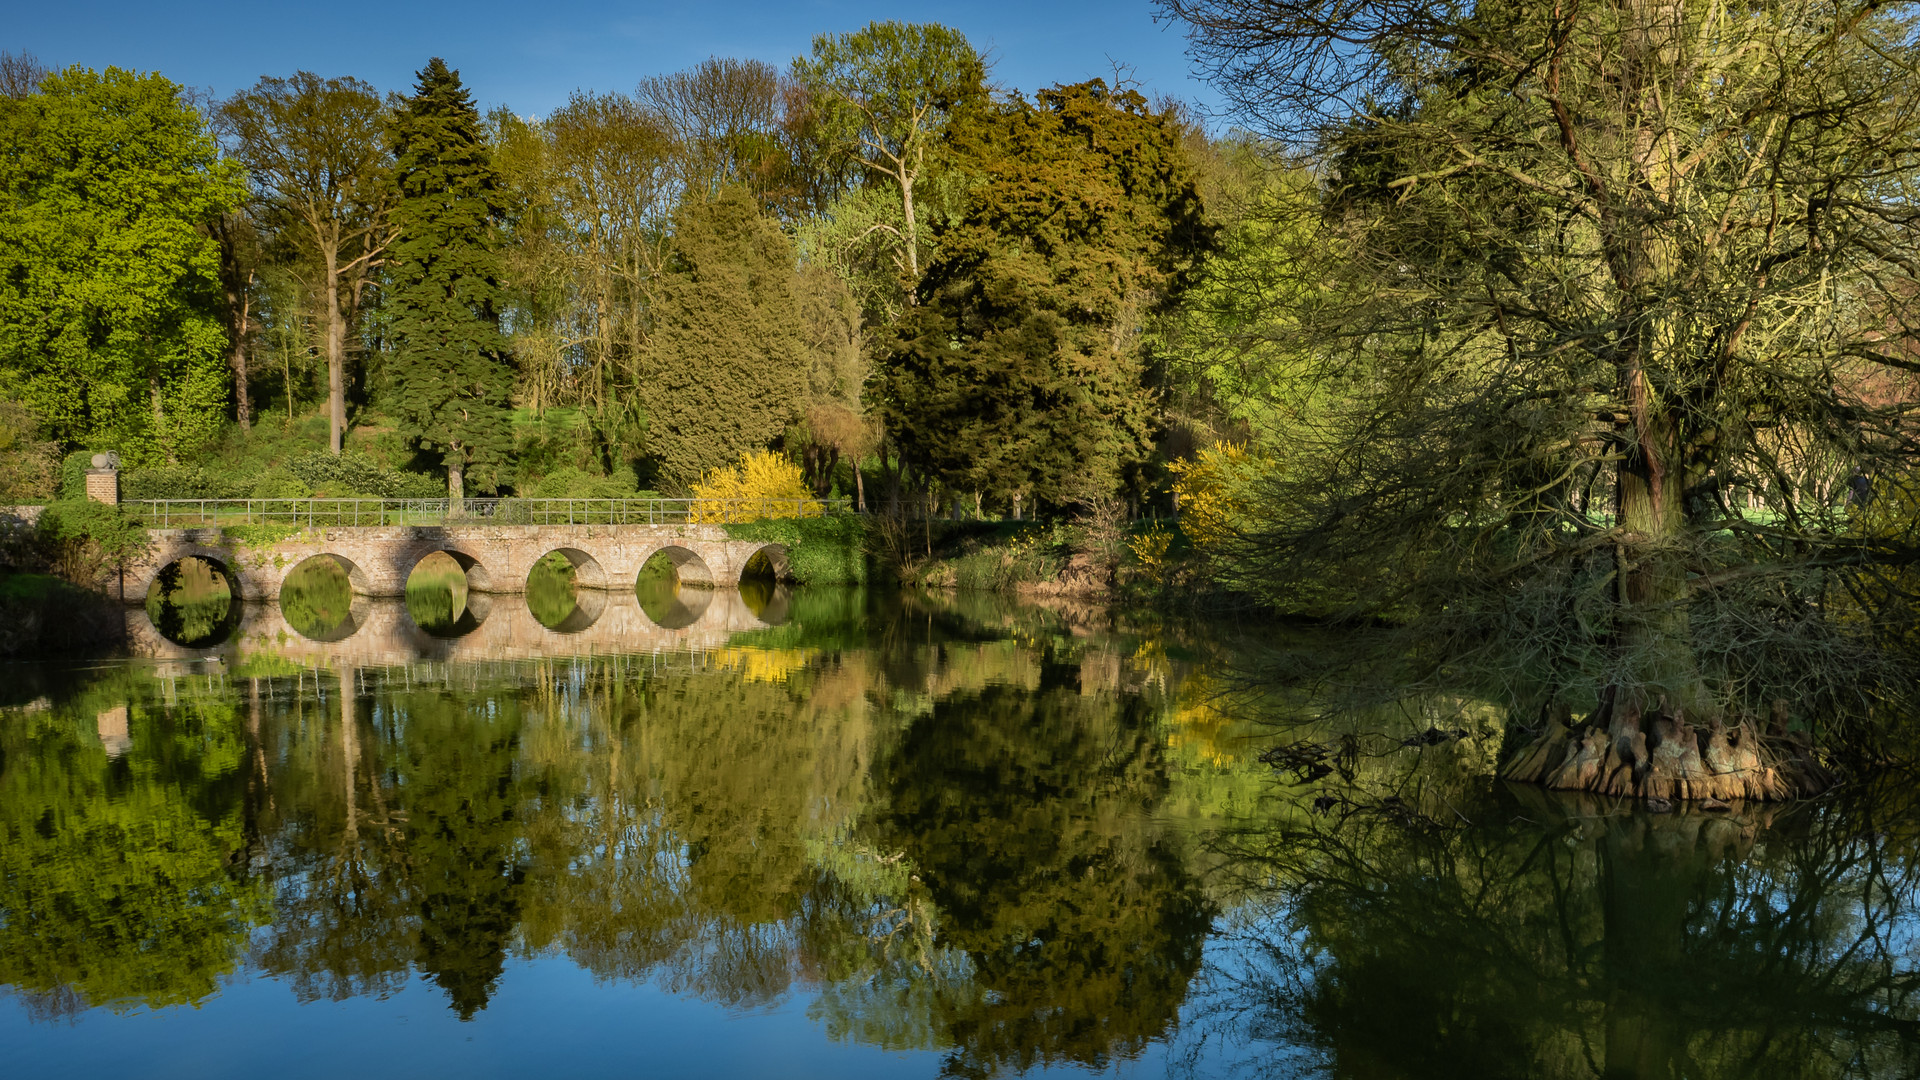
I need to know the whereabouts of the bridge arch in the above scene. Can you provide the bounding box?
[143,550,242,648]
[536,547,609,590]
[641,545,714,588]
[279,553,369,642]
[143,545,244,603]
[740,543,791,583]
[527,547,608,634]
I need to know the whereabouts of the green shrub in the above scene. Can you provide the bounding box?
[722,514,868,586]
[285,451,442,498]
[57,450,91,500]
[248,469,312,499]
[34,500,148,584]
[528,466,637,498]
[123,463,250,500]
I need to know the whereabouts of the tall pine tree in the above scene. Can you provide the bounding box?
[387,58,511,506]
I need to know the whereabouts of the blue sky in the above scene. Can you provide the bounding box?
[11,1,1223,118]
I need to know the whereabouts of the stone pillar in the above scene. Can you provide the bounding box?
[85,452,120,505]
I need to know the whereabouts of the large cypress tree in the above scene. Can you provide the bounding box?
[644,186,807,491]
[386,58,511,506]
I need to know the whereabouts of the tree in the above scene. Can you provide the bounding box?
[638,57,793,206]
[643,186,807,490]
[0,50,46,99]
[0,66,243,463]
[386,59,513,507]
[876,80,1213,508]
[1160,0,1920,793]
[222,73,394,455]
[492,92,675,434]
[794,21,987,291]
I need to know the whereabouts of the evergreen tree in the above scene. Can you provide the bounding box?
[644,186,807,491]
[876,81,1213,508]
[386,59,512,506]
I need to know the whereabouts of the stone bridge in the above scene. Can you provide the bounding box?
[124,588,786,667]
[115,523,792,603]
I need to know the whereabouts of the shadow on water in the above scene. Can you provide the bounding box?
[10,589,1920,1079]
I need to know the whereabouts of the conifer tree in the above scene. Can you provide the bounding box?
[645,186,807,491]
[386,58,512,507]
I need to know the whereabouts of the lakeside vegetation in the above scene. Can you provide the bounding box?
[7,3,1920,799]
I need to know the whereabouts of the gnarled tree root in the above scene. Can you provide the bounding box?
[1501,696,1832,802]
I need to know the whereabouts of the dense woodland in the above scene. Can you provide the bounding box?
[0,23,1242,514]
[10,3,1920,797]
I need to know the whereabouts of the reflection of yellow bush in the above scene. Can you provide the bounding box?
[1167,674,1241,768]
[1169,442,1259,553]
[713,646,815,684]
[690,450,821,523]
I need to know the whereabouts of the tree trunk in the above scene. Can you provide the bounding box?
[448,448,466,515]
[900,173,918,284]
[854,461,866,513]
[326,243,345,455]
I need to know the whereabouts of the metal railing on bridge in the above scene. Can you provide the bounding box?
[123,497,855,529]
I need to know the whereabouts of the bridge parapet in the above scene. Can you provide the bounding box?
[117,522,795,602]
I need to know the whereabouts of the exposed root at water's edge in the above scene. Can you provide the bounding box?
[1500,692,1834,803]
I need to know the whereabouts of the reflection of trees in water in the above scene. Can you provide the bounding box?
[525,552,578,629]
[397,690,529,1019]
[280,558,355,640]
[1183,785,1920,1079]
[5,593,1233,1060]
[146,556,235,646]
[0,672,268,1014]
[864,674,1215,1077]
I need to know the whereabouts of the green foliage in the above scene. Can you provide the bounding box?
[387,59,514,500]
[283,450,441,498]
[722,513,869,585]
[0,400,57,502]
[526,466,638,498]
[35,498,148,582]
[122,462,249,499]
[56,449,91,501]
[220,71,393,455]
[877,80,1214,506]
[644,187,807,490]
[865,680,1213,1073]
[526,550,579,629]
[392,688,529,1018]
[0,67,244,463]
[794,20,988,294]
[0,684,269,1010]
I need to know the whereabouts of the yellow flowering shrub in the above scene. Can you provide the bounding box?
[1169,442,1260,554]
[1127,524,1174,578]
[689,450,821,523]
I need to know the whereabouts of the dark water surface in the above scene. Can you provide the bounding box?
[5,588,1920,1079]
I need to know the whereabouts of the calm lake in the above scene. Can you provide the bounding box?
[4,582,1920,1079]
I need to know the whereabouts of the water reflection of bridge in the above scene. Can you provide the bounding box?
[127,587,785,669]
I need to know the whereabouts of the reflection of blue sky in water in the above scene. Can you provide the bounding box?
[9,588,1920,1078]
